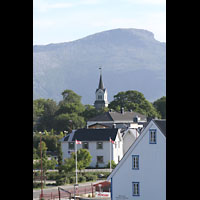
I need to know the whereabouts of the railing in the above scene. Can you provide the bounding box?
[40,185,94,199]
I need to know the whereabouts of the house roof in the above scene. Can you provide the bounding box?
[88,111,146,122]
[153,119,166,136]
[64,128,119,142]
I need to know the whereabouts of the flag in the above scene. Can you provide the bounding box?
[110,138,115,144]
[76,140,82,144]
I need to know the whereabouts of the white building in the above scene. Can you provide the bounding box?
[61,128,123,168]
[107,119,166,200]
[122,128,139,154]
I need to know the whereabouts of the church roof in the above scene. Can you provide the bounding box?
[98,74,104,90]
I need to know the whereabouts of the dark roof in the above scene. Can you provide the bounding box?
[98,74,104,89]
[153,119,166,136]
[65,128,119,141]
[88,112,113,121]
[88,111,146,122]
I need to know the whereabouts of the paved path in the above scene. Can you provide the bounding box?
[33,180,104,200]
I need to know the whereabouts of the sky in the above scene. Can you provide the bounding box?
[33,0,166,45]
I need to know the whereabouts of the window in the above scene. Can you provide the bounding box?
[97,156,104,163]
[82,142,89,149]
[98,95,102,100]
[68,142,75,150]
[97,142,103,149]
[149,129,157,144]
[132,182,140,196]
[132,155,139,170]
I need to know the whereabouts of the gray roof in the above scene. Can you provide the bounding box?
[153,119,166,136]
[88,111,146,122]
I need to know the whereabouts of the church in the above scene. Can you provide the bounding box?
[94,68,109,110]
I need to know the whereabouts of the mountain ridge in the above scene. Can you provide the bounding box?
[33,28,166,104]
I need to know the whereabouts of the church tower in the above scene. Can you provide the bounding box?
[94,68,109,110]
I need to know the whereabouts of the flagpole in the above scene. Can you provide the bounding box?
[75,139,78,185]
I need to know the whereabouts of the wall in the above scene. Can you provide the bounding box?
[61,133,123,168]
[111,122,166,200]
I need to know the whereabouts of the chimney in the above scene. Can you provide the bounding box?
[133,115,138,123]
[121,107,124,114]
[113,123,116,128]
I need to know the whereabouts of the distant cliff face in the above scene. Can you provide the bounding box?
[33,28,166,104]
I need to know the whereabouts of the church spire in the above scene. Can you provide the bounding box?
[94,67,109,110]
[98,67,104,89]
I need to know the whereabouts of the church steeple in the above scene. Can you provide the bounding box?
[98,67,104,90]
[94,67,109,110]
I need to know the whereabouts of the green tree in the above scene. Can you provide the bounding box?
[57,141,63,174]
[107,160,117,169]
[109,90,161,118]
[74,149,92,171]
[62,157,75,173]
[63,149,92,173]
[153,96,166,119]
[53,89,86,132]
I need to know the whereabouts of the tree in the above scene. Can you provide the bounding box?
[62,149,92,173]
[54,113,85,132]
[109,90,161,118]
[53,89,86,132]
[33,98,58,131]
[107,160,117,169]
[57,141,63,174]
[74,149,92,171]
[62,157,75,173]
[153,96,166,119]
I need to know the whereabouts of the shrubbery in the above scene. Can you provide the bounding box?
[33,171,110,187]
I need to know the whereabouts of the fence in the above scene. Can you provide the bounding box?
[40,185,94,200]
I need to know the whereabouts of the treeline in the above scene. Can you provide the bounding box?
[33,89,166,134]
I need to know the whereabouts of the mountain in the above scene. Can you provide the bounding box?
[33,28,166,105]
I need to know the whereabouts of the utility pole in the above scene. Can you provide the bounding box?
[40,133,43,199]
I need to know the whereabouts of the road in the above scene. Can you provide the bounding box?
[33,180,104,200]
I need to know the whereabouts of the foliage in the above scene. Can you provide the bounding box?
[107,160,117,169]
[62,149,92,174]
[109,90,161,118]
[72,149,92,171]
[153,96,166,119]
[34,99,58,131]
[62,157,75,173]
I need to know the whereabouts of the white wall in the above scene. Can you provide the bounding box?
[123,129,138,154]
[111,122,166,200]
[61,132,123,167]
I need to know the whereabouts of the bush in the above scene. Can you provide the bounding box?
[56,177,66,186]
[78,176,86,183]
[33,182,45,188]
[85,174,97,181]
[69,176,76,184]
